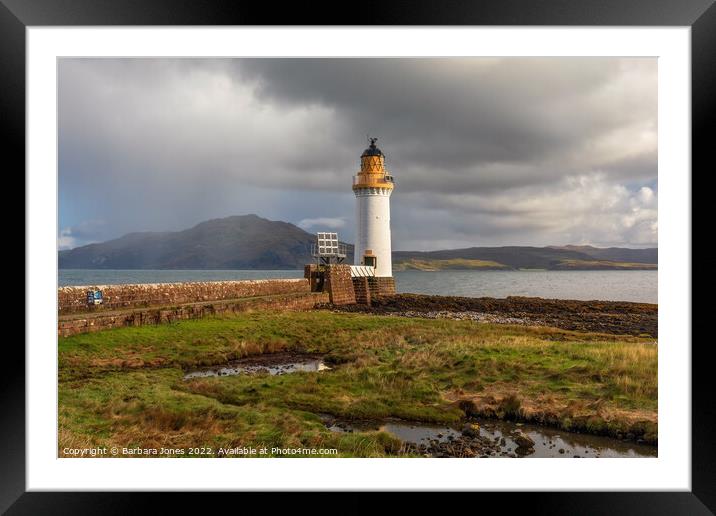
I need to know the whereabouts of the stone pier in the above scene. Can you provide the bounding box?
[304,264,396,306]
[58,278,328,337]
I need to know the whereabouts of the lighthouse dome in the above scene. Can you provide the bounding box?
[361,138,384,157]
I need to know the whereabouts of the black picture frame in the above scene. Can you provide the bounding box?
[6,0,710,512]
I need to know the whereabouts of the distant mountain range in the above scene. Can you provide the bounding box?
[59,215,318,270]
[393,245,657,271]
[59,215,657,271]
[547,245,658,264]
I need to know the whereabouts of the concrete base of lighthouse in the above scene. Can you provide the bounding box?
[304,264,395,306]
[351,276,396,304]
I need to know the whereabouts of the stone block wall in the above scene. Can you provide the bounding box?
[306,264,396,306]
[58,278,310,315]
[323,264,357,305]
[56,272,396,337]
[352,277,372,305]
[369,277,397,297]
[304,264,325,292]
[58,291,329,337]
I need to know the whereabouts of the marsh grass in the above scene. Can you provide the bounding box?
[59,311,657,456]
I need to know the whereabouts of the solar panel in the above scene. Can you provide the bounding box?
[311,232,346,262]
[316,232,339,255]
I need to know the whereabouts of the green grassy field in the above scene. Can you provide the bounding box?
[59,311,657,457]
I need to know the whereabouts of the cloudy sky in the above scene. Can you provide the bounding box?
[58,58,657,251]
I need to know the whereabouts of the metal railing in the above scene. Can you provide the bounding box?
[350,265,375,277]
[353,175,394,186]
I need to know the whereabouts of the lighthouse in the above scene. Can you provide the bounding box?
[353,137,394,278]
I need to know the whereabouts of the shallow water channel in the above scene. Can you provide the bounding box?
[183,353,330,380]
[325,417,657,458]
[183,353,656,458]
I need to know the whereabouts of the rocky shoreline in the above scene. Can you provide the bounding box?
[328,293,657,337]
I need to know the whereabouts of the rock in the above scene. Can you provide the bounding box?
[462,423,481,438]
[515,446,533,457]
[558,448,565,454]
[513,431,535,449]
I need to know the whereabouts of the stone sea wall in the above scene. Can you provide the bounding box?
[57,271,398,336]
[58,291,329,337]
[58,279,310,315]
[304,264,396,306]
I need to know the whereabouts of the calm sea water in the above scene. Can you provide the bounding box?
[58,269,657,303]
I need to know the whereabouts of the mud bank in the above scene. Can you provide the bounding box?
[329,294,657,337]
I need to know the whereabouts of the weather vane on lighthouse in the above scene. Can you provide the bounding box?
[353,136,395,279]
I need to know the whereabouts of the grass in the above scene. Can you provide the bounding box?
[59,310,657,457]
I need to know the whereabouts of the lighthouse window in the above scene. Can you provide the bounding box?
[364,256,377,268]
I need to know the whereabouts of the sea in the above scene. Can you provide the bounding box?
[58,269,657,304]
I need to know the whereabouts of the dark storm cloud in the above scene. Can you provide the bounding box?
[238,59,655,177]
[58,57,657,250]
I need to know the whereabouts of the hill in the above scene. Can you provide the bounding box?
[393,246,656,271]
[548,245,657,264]
[58,215,345,269]
[59,215,657,270]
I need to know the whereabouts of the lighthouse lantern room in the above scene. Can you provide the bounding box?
[353,137,394,278]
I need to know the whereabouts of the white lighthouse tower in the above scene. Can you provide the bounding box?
[353,137,394,278]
